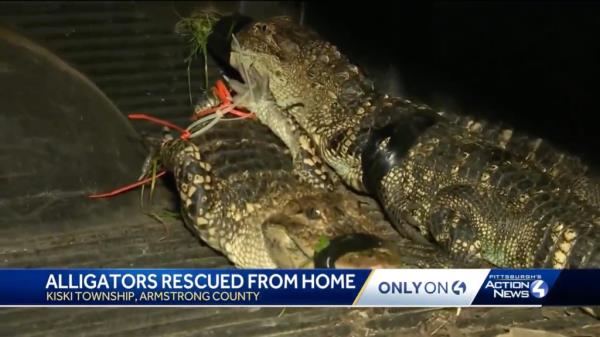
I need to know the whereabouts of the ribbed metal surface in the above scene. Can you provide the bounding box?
[0,1,214,132]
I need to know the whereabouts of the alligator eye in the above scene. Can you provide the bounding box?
[304,207,322,220]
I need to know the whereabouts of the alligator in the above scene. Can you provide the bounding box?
[217,16,600,268]
[155,117,464,269]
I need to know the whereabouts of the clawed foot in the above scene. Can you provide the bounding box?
[292,162,335,191]
[291,148,338,191]
[225,67,272,114]
[138,127,172,180]
[225,68,337,191]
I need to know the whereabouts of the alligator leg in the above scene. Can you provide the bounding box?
[429,184,600,268]
[228,75,338,190]
[159,139,224,252]
[428,184,514,266]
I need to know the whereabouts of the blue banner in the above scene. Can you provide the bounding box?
[0,269,599,307]
[0,269,369,306]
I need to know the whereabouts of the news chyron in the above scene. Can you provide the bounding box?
[0,269,597,307]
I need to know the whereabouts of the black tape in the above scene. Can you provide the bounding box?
[207,14,254,81]
[361,109,439,194]
[313,233,383,268]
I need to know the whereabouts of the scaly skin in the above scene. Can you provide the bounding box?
[227,16,600,268]
[158,119,461,268]
[438,110,600,208]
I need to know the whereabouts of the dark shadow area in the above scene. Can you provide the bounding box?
[305,2,600,167]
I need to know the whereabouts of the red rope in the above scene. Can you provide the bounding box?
[88,113,188,198]
[193,79,255,120]
[128,114,190,140]
[88,170,167,199]
[89,79,254,199]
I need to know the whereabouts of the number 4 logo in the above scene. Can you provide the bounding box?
[530,280,549,299]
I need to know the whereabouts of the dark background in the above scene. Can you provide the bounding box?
[2,1,597,165]
[304,2,599,166]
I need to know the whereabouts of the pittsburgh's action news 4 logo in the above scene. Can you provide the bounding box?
[484,274,548,299]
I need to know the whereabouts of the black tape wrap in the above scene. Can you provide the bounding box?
[361,105,440,195]
[313,233,384,268]
[207,14,254,81]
